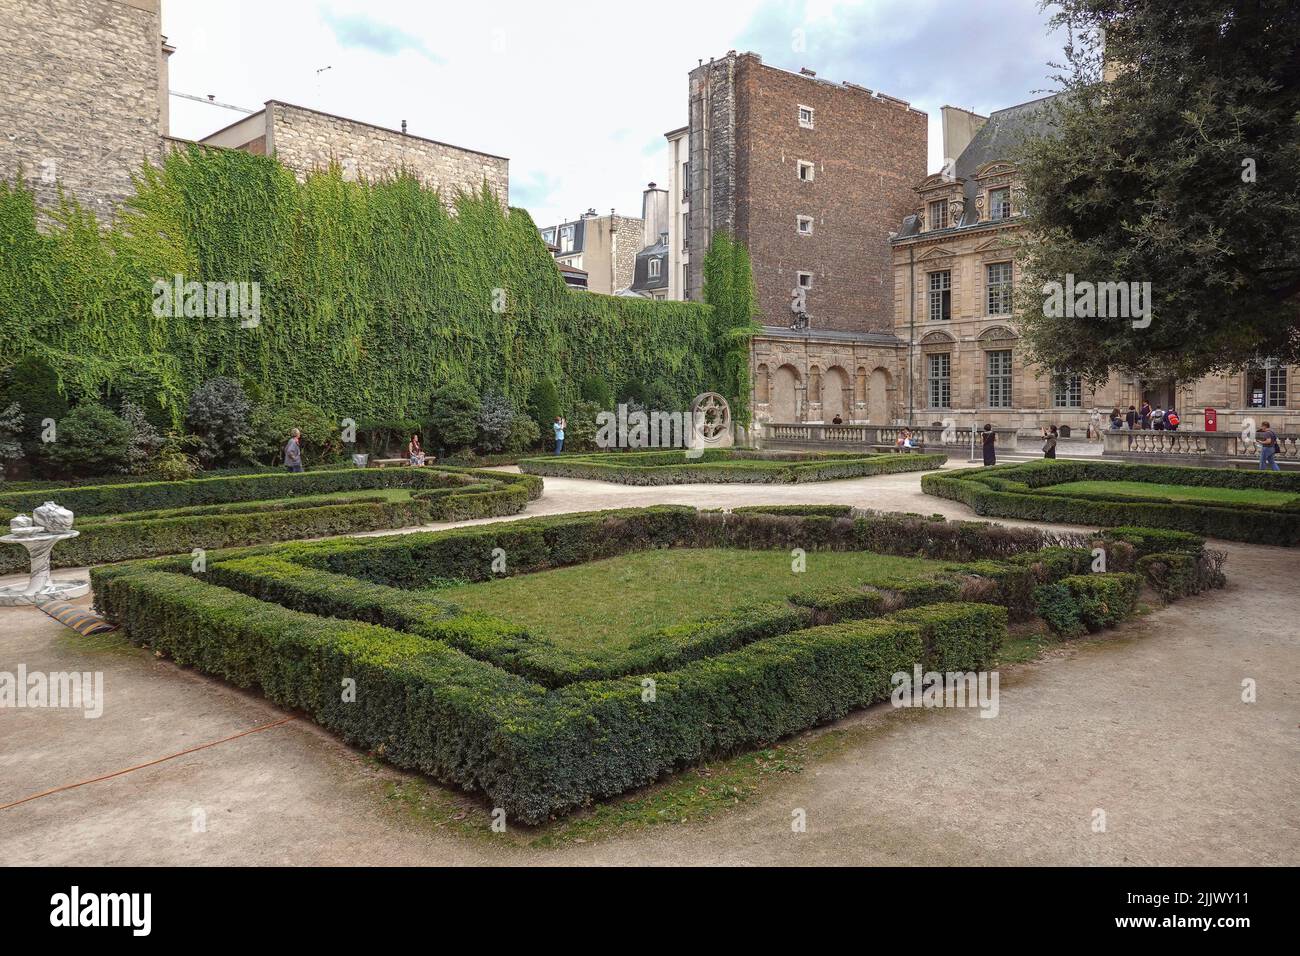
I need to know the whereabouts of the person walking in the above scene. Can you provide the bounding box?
[553,415,566,455]
[981,423,996,466]
[1140,400,1152,429]
[1125,405,1138,430]
[1165,408,1180,431]
[1258,421,1281,471]
[1042,425,1058,460]
[1151,407,1166,430]
[284,427,304,473]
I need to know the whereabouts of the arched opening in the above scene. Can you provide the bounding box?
[771,364,802,422]
[823,365,850,423]
[868,367,892,423]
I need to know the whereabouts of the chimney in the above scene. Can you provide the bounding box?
[800,67,816,77]
[401,119,408,135]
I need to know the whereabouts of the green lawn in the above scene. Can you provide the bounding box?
[1040,480,1298,507]
[437,547,946,651]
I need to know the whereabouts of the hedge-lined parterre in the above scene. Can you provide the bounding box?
[0,466,542,573]
[921,459,1300,545]
[90,505,1223,822]
[518,448,948,484]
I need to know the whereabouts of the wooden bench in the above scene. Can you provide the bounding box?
[368,457,438,468]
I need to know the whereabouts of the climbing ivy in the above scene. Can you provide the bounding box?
[701,231,761,425]
[1,147,735,426]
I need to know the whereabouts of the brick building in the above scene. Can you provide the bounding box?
[684,52,927,424]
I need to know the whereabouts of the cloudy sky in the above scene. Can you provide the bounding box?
[164,0,1069,226]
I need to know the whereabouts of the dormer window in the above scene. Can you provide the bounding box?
[989,187,1011,220]
[648,258,661,279]
[798,105,815,129]
[928,199,949,231]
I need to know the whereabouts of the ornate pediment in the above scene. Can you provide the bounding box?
[920,330,956,346]
[916,173,965,195]
[974,235,1017,254]
[918,245,957,262]
[978,324,1018,343]
[973,160,1018,182]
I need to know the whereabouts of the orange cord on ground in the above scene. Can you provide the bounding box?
[0,715,297,811]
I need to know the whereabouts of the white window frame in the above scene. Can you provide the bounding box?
[798,105,815,129]
[797,215,814,236]
[796,271,814,289]
[797,160,815,182]
[648,258,661,279]
[989,187,1011,220]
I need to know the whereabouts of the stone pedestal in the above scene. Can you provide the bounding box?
[0,530,89,606]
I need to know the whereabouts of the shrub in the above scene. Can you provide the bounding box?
[186,377,254,467]
[40,404,134,478]
[251,400,341,466]
[505,411,540,453]
[119,401,163,475]
[1033,573,1142,637]
[579,375,614,410]
[522,449,948,484]
[428,382,480,451]
[476,392,516,453]
[0,355,68,456]
[148,434,201,482]
[564,400,603,452]
[528,378,560,432]
[0,401,24,467]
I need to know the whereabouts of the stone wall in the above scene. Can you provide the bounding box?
[0,0,164,218]
[265,102,508,207]
[751,331,904,425]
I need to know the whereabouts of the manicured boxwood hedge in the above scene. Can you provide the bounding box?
[519,448,948,484]
[90,504,1223,822]
[922,460,1300,545]
[0,467,542,573]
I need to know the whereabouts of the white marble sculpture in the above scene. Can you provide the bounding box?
[0,501,90,606]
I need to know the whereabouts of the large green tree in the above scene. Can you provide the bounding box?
[1015,0,1300,382]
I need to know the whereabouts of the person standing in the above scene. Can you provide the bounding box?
[1125,405,1138,430]
[1258,421,1281,471]
[1042,425,1058,459]
[1140,400,1152,429]
[1151,407,1166,430]
[553,416,566,455]
[1109,407,1124,430]
[1165,408,1180,431]
[981,423,996,466]
[284,427,304,473]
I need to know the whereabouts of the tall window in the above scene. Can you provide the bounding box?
[986,262,1013,315]
[1247,362,1289,407]
[928,199,949,231]
[927,353,952,408]
[648,258,661,279]
[1052,373,1083,408]
[681,161,690,201]
[987,350,1013,407]
[798,160,815,182]
[928,271,951,321]
[989,187,1011,220]
[559,225,574,253]
[682,212,689,250]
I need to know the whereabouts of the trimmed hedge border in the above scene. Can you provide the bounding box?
[921,460,1300,545]
[0,467,542,573]
[91,505,1223,822]
[519,448,948,485]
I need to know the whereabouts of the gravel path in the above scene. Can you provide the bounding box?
[2,466,1296,865]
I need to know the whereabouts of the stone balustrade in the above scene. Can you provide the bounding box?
[1102,428,1299,466]
[761,422,1019,451]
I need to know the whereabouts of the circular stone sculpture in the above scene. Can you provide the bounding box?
[0,502,90,607]
[690,392,734,449]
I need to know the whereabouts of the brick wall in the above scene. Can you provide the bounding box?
[266,102,508,207]
[0,0,164,217]
[688,53,927,334]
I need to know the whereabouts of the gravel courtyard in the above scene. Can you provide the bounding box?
[2,462,1297,865]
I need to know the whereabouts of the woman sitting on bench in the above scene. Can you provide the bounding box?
[408,434,426,466]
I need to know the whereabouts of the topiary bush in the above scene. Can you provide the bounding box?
[528,377,560,432]
[428,382,480,452]
[505,411,540,453]
[40,404,134,479]
[476,391,516,453]
[119,401,163,475]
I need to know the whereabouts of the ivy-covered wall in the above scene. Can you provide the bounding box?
[0,146,729,426]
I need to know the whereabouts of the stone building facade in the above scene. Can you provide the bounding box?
[200,102,509,206]
[537,211,643,296]
[0,0,171,217]
[889,95,1298,435]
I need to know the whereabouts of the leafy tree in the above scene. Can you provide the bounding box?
[1014,0,1300,381]
[702,232,760,423]
[564,400,603,452]
[0,355,67,454]
[42,404,134,478]
[186,377,253,466]
[505,411,540,453]
[428,382,481,451]
[528,377,560,431]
